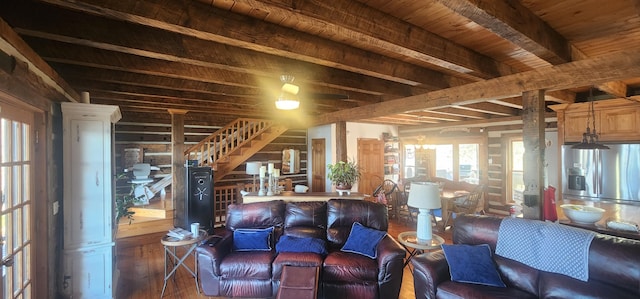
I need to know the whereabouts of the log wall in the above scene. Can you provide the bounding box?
[113,115,308,197]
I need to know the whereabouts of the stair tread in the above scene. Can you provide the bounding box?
[118,215,171,225]
[130,199,173,211]
[117,217,174,239]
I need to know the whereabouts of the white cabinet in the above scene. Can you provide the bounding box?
[61,102,121,299]
[63,246,114,298]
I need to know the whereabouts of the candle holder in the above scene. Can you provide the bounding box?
[258,176,266,196]
[267,174,274,196]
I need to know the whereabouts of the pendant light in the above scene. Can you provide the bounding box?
[571,87,609,150]
[275,75,300,110]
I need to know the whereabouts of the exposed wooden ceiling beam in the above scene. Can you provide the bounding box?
[437,0,625,102]
[40,0,461,90]
[545,90,576,104]
[6,3,427,99]
[488,98,523,109]
[0,18,79,103]
[56,64,381,106]
[313,49,640,125]
[437,0,571,64]
[71,79,360,112]
[452,102,519,116]
[422,107,487,119]
[596,80,628,98]
[205,0,510,80]
[399,113,557,132]
[409,111,467,122]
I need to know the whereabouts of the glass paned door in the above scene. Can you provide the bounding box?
[1,103,33,299]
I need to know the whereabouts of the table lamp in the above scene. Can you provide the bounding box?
[407,182,441,244]
[245,161,262,192]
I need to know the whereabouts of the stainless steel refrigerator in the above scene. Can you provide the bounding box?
[562,144,640,203]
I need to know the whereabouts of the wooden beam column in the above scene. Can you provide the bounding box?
[335,121,347,162]
[521,90,546,220]
[169,109,187,208]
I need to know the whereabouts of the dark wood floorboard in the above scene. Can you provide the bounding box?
[115,217,454,299]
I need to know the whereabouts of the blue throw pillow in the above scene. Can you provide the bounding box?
[341,222,387,259]
[276,235,328,255]
[441,244,506,287]
[233,227,274,251]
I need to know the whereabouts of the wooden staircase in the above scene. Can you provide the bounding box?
[117,118,287,239]
[184,118,288,180]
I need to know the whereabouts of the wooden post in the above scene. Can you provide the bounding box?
[169,109,188,209]
[336,121,347,162]
[521,90,545,220]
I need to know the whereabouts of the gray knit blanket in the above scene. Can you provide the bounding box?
[495,217,595,282]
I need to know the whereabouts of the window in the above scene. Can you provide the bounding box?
[459,144,479,184]
[434,144,453,180]
[433,143,480,182]
[509,139,525,204]
[403,138,482,183]
[404,145,416,178]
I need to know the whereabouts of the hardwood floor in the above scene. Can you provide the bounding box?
[115,217,453,299]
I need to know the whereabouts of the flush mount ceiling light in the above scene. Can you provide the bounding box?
[572,87,609,150]
[275,75,300,110]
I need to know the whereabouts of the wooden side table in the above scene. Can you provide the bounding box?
[160,230,207,297]
[397,231,445,269]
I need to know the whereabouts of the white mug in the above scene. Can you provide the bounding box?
[190,222,200,237]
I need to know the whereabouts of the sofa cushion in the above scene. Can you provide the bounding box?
[327,199,388,249]
[442,244,505,287]
[220,251,275,279]
[226,200,285,230]
[323,251,378,282]
[285,201,327,229]
[538,271,640,299]
[437,281,536,299]
[284,201,327,239]
[276,235,328,255]
[341,222,386,258]
[494,255,539,296]
[233,227,274,251]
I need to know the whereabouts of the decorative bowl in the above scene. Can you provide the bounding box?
[294,185,309,193]
[561,204,605,224]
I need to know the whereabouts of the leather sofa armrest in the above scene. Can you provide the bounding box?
[376,234,407,299]
[196,231,233,276]
[411,251,450,299]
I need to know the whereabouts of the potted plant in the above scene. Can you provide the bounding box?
[115,174,144,224]
[327,159,361,194]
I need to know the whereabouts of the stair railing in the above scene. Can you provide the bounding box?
[184,118,274,167]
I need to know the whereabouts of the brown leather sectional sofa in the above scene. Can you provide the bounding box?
[412,214,640,299]
[196,199,406,298]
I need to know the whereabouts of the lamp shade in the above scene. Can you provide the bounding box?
[275,92,300,110]
[407,182,441,209]
[246,161,262,175]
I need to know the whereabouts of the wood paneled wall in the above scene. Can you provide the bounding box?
[486,135,508,215]
[113,115,308,196]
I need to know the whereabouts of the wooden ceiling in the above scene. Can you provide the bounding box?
[2,0,640,127]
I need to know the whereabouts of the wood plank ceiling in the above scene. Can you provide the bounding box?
[1,0,640,127]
